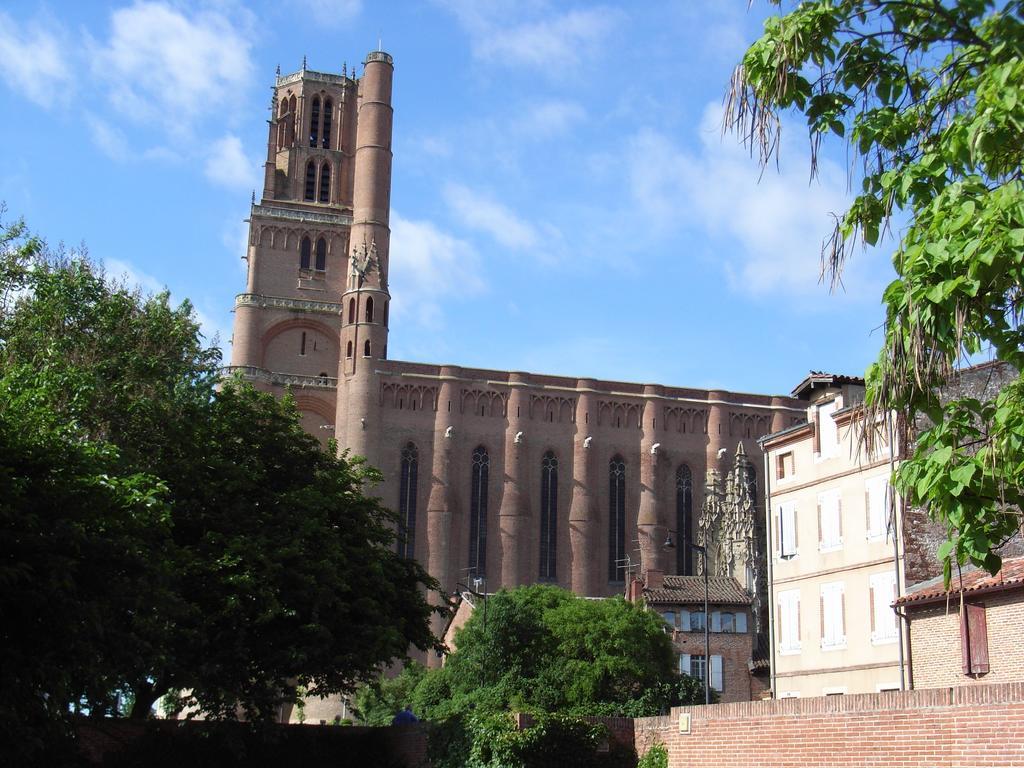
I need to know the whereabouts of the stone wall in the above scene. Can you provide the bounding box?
[635,682,1024,768]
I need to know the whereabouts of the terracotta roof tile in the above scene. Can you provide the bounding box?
[644,575,752,606]
[897,556,1024,606]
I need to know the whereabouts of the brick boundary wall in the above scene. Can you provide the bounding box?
[635,682,1024,768]
[76,719,429,767]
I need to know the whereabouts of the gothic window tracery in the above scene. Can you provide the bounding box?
[469,446,489,577]
[304,160,316,201]
[315,237,327,271]
[310,96,320,147]
[539,451,558,580]
[676,464,693,575]
[609,455,626,582]
[322,98,333,148]
[319,162,331,203]
[398,443,418,559]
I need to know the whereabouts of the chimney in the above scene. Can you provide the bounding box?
[645,568,664,591]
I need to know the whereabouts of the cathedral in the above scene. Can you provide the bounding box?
[226,51,804,660]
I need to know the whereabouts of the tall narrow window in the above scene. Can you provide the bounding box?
[299,236,312,270]
[365,296,374,322]
[277,99,288,148]
[315,237,327,271]
[310,96,320,147]
[346,340,352,358]
[469,446,489,577]
[363,339,371,357]
[609,456,626,582]
[539,451,558,580]
[348,298,355,324]
[319,162,330,203]
[300,331,306,356]
[322,98,333,148]
[676,464,693,575]
[398,443,418,559]
[304,160,316,200]
[287,95,297,144]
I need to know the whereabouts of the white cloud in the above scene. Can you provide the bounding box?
[389,212,485,329]
[91,2,254,132]
[205,135,260,190]
[514,100,585,139]
[438,1,619,72]
[87,116,131,162]
[292,0,362,25]
[442,182,539,250]
[0,12,71,107]
[625,103,888,301]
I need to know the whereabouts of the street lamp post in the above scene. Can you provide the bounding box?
[663,533,710,705]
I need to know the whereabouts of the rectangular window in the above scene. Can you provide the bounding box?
[776,451,795,480]
[818,491,842,551]
[820,582,846,649]
[778,502,798,558]
[817,399,839,458]
[680,653,707,684]
[778,589,801,653]
[865,476,889,540]
[869,571,898,644]
[661,611,676,628]
[689,610,706,632]
[961,603,990,675]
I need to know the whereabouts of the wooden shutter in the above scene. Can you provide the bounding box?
[711,611,722,632]
[869,586,876,633]
[710,655,723,692]
[736,611,747,633]
[837,497,843,539]
[961,603,990,675]
[680,609,691,632]
[818,502,823,545]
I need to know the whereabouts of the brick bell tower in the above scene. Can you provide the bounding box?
[228,52,393,446]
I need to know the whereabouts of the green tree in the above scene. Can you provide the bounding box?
[351,661,429,725]
[400,584,702,719]
[727,1,1024,578]
[0,217,439,754]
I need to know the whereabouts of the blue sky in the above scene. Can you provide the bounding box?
[0,0,895,396]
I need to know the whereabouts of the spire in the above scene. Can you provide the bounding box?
[275,63,280,76]
[301,55,307,71]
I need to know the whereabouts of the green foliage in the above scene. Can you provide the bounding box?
[0,216,439,758]
[403,585,702,720]
[351,662,429,725]
[728,1,1024,578]
[428,712,636,768]
[637,743,668,768]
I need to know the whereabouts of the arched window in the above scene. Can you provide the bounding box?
[322,98,333,148]
[287,95,296,144]
[609,455,626,582]
[310,96,320,147]
[676,464,693,575]
[539,451,558,580]
[319,162,330,203]
[363,339,371,357]
[304,160,316,201]
[469,446,489,577]
[299,236,312,270]
[365,296,374,322]
[277,99,288,148]
[398,443,418,559]
[315,237,327,271]
[348,298,355,324]
[346,340,353,358]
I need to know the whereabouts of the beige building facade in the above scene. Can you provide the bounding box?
[226,54,806,668]
[760,373,907,698]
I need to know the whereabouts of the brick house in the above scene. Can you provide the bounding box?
[897,556,1024,689]
[628,571,760,702]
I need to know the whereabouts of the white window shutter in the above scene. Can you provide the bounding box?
[679,653,691,675]
[710,655,723,692]
[781,504,797,556]
[736,611,747,633]
[680,609,691,632]
[711,611,722,632]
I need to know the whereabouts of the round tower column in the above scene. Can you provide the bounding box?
[426,367,461,667]
[637,385,665,576]
[569,380,598,596]
[498,374,529,588]
[338,50,394,467]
